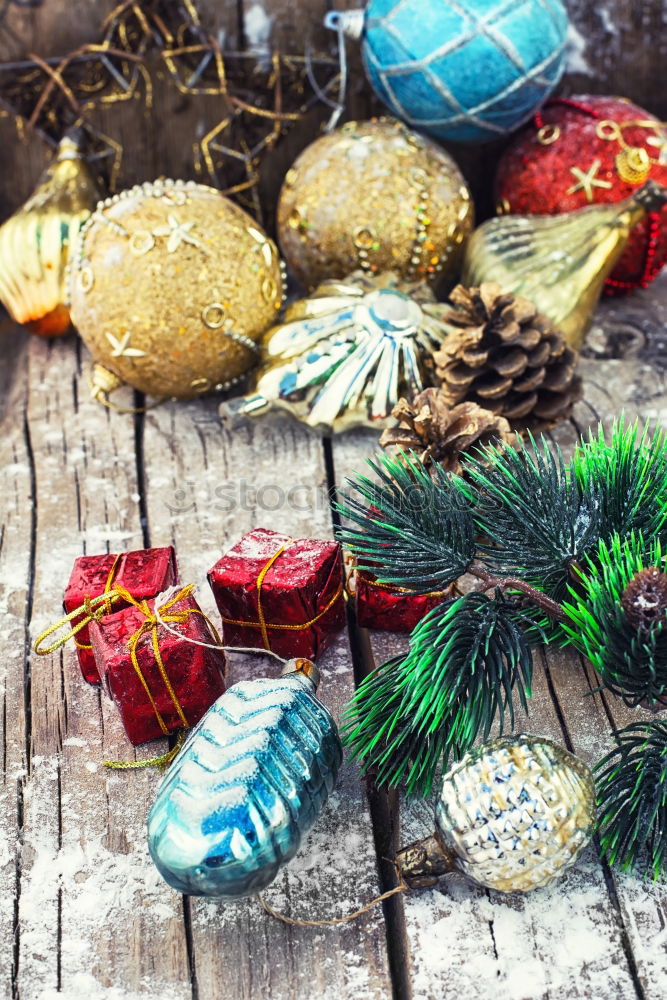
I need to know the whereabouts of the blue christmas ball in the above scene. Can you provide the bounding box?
[332,0,569,143]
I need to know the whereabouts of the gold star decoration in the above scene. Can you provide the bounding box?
[106,330,147,358]
[566,159,613,203]
[152,214,207,253]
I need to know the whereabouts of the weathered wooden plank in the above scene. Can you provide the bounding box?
[16,332,193,999]
[0,326,32,1000]
[548,326,667,1000]
[139,398,393,1000]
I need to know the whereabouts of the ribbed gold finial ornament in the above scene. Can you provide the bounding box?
[462,181,667,351]
[219,271,453,433]
[397,735,596,893]
[0,131,101,336]
[69,179,284,401]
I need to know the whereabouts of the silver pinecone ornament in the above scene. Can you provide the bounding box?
[397,735,596,893]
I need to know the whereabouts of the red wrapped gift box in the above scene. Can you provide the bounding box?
[90,588,225,746]
[63,547,178,685]
[355,570,453,632]
[208,528,345,660]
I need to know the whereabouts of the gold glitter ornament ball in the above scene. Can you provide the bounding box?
[277,118,473,290]
[69,179,284,400]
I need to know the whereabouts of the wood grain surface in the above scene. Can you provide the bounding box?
[1,2,667,998]
[1,273,666,1000]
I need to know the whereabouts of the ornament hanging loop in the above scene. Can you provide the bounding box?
[315,9,361,131]
[323,9,365,40]
[258,880,408,928]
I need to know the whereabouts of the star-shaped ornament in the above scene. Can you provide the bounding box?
[566,160,613,203]
[153,214,207,253]
[106,330,148,359]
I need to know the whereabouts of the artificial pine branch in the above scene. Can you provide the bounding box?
[336,451,476,594]
[595,721,667,879]
[343,591,536,796]
[468,566,568,624]
[563,533,667,708]
[459,434,601,600]
[573,420,667,546]
[337,419,667,823]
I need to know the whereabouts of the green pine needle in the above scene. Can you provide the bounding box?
[595,721,667,879]
[573,419,667,546]
[562,533,667,708]
[336,450,475,593]
[459,434,601,601]
[342,592,534,795]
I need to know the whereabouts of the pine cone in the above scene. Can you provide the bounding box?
[379,389,514,475]
[622,568,667,631]
[432,283,582,427]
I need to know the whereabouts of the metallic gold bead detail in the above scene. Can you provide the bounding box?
[190,376,212,394]
[537,123,560,145]
[162,191,187,206]
[262,277,278,303]
[353,226,376,250]
[615,147,651,185]
[496,197,511,215]
[284,167,298,187]
[409,166,428,187]
[130,231,155,256]
[596,119,622,141]
[78,267,94,293]
[287,208,302,230]
[202,303,226,329]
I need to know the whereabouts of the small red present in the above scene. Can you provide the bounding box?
[208,528,345,660]
[354,568,454,632]
[89,586,225,746]
[63,547,178,685]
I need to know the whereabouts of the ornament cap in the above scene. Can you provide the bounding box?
[58,128,86,161]
[219,393,270,427]
[89,363,123,402]
[395,832,455,888]
[281,657,320,692]
[324,9,365,40]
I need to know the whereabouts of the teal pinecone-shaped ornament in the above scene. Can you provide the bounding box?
[147,660,342,897]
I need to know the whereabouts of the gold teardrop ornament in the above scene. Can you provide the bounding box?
[462,181,667,351]
[0,132,101,337]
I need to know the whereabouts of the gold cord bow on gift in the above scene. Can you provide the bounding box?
[34,583,221,769]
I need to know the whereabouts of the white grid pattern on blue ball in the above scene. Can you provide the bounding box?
[364,0,568,137]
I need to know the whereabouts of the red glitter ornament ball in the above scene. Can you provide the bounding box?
[494,95,667,294]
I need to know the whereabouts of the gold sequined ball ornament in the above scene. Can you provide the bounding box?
[69,179,284,400]
[397,735,596,893]
[277,118,473,290]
